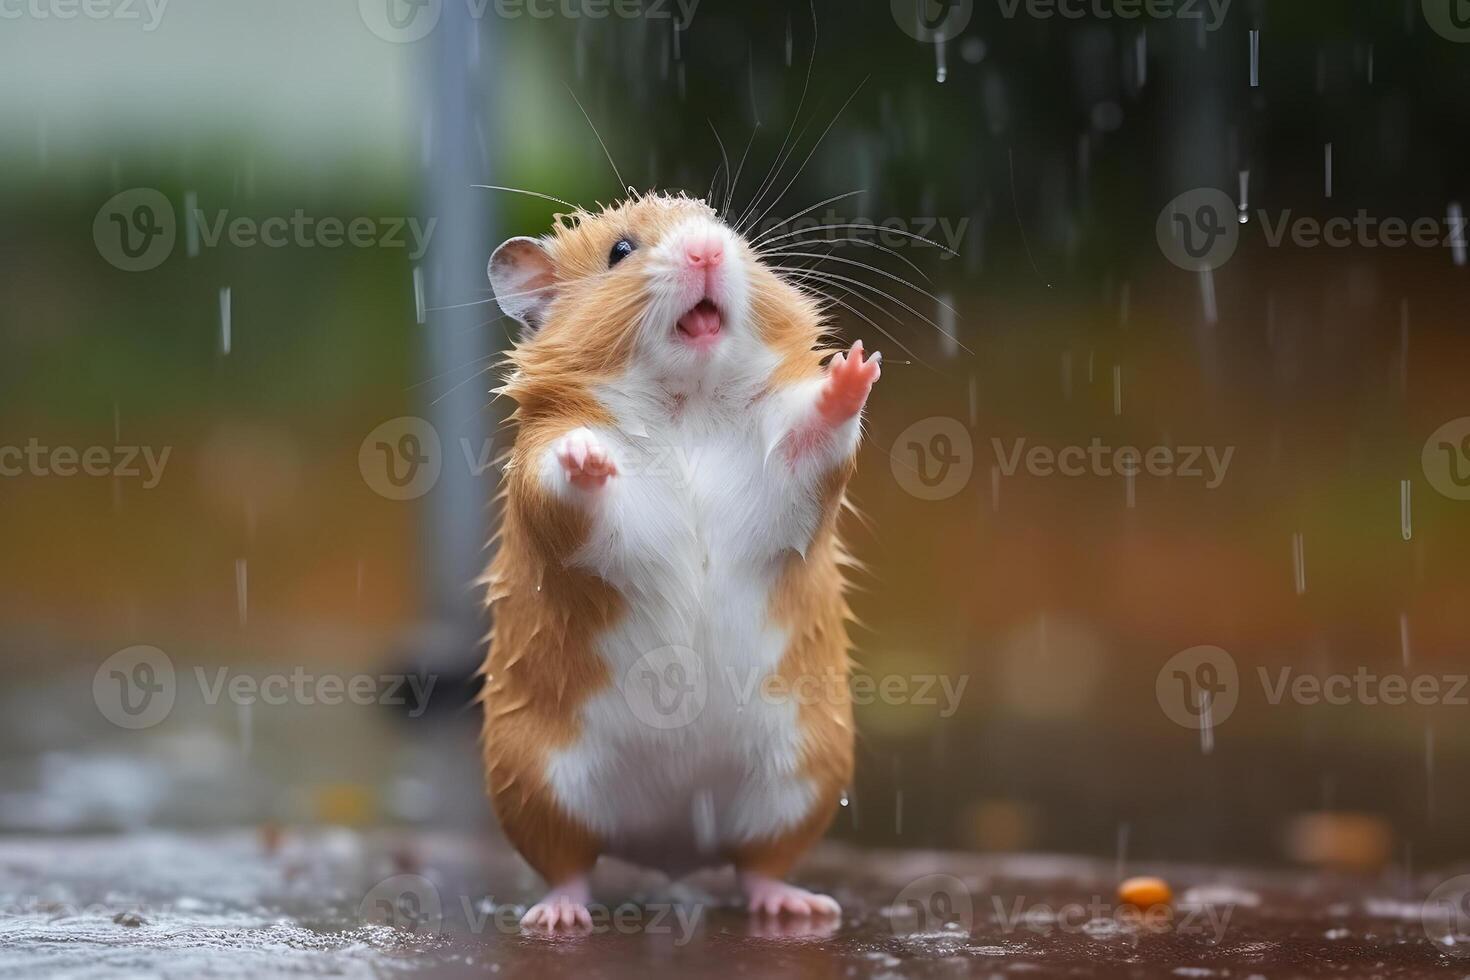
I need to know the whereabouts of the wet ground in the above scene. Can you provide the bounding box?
[1,828,1466,979]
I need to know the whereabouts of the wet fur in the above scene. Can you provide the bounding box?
[480,193,859,888]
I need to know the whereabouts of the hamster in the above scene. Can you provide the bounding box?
[479,191,880,929]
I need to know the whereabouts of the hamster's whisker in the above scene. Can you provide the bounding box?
[761,249,962,321]
[723,124,761,223]
[746,189,867,247]
[775,271,928,368]
[774,265,963,353]
[742,75,870,239]
[471,184,578,211]
[774,266,904,325]
[735,1,818,234]
[405,350,500,392]
[565,84,628,194]
[707,119,733,213]
[759,223,959,256]
[430,363,499,407]
[759,235,932,284]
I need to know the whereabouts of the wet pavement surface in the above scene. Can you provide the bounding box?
[1,829,1466,979]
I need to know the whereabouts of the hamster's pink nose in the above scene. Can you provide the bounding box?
[684,234,725,269]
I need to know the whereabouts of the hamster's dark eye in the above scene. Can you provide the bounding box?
[608,238,635,267]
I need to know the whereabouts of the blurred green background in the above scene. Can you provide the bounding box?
[1,0,1468,873]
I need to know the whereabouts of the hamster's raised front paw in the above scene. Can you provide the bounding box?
[553,427,618,490]
[741,873,842,919]
[817,339,881,426]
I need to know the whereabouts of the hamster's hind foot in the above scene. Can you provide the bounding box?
[520,876,593,932]
[740,872,841,919]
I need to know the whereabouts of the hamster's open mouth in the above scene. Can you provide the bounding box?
[675,299,723,347]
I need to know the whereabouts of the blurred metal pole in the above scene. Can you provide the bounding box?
[417,6,501,687]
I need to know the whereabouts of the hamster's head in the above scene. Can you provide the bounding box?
[490,193,819,393]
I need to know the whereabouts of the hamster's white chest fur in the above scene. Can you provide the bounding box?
[543,399,827,871]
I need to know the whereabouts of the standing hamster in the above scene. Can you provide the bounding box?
[479,191,880,928]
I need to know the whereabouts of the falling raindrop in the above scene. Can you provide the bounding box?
[1399,611,1411,666]
[238,701,253,760]
[1198,267,1218,325]
[1367,43,1375,85]
[1134,31,1147,89]
[784,14,792,67]
[1425,727,1435,817]
[413,266,426,325]
[692,790,717,853]
[1198,690,1215,754]
[1399,299,1410,393]
[1291,532,1306,595]
[235,558,248,626]
[1237,170,1251,224]
[1400,479,1412,541]
[1112,365,1122,416]
[1249,29,1260,87]
[218,287,232,355]
[1448,202,1466,266]
[185,191,199,257]
[935,36,948,83]
[938,292,957,357]
[1324,142,1333,198]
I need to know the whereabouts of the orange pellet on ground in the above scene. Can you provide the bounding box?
[1118,876,1173,908]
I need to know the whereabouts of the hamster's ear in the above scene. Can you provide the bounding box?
[488,236,556,333]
